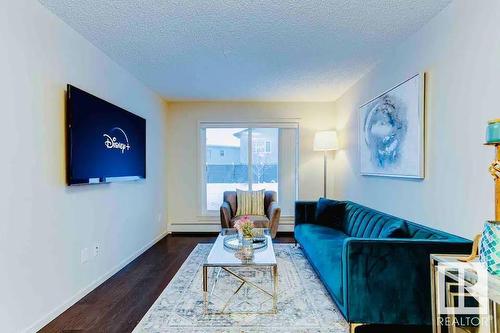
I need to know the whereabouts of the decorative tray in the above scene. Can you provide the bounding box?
[223,234,268,251]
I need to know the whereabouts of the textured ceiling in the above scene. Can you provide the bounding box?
[39,0,451,101]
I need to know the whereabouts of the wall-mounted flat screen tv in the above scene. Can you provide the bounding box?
[66,85,146,185]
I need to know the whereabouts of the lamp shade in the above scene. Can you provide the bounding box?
[313,130,339,151]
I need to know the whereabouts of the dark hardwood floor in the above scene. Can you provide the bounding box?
[40,233,293,333]
[40,233,430,333]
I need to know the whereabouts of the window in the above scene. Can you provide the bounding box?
[252,139,272,154]
[265,141,271,153]
[200,122,298,216]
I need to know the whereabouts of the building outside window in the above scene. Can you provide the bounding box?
[200,122,298,216]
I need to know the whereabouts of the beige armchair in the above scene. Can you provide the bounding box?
[220,190,281,238]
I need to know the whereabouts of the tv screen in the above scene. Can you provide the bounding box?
[66,85,146,185]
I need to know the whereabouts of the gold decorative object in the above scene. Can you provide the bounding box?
[491,144,500,219]
[458,234,481,262]
[489,160,500,180]
[485,143,500,221]
[459,122,500,262]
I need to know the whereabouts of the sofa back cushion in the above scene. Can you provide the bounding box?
[342,202,410,238]
[342,201,451,240]
[406,222,448,240]
[379,220,409,238]
[315,198,345,227]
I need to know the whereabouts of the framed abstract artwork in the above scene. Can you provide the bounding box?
[359,73,425,178]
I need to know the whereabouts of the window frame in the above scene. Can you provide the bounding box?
[198,121,299,217]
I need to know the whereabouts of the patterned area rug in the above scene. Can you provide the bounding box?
[133,244,348,332]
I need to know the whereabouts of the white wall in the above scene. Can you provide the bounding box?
[166,101,335,232]
[333,0,500,239]
[0,1,168,332]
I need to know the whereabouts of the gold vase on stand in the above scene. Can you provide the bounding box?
[460,119,500,265]
[478,131,500,274]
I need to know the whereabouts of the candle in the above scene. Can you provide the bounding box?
[486,119,500,144]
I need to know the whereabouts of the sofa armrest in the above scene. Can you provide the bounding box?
[267,201,281,238]
[294,201,317,226]
[220,201,232,229]
[342,238,472,325]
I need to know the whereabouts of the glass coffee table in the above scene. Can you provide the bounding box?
[203,228,278,315]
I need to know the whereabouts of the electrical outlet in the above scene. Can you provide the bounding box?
[81,248,89,263]
[93,244,100,257]
[157,213,162,223]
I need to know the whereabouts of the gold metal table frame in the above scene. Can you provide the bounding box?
[202,264,278,315]
[202,228,278,315]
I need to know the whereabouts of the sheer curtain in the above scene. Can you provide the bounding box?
[278,127,298,216]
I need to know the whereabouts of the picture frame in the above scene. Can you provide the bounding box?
[359,73,425,178]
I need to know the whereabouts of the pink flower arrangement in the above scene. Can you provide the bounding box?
[234,215,254,238]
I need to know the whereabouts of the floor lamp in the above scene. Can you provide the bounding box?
[313,130,339,198]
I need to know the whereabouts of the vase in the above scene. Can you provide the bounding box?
[479,221,500,275]
[241,236,254,259]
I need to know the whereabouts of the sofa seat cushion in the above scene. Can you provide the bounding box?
[295,224,347,303]
[296,223,348,241]
[231,215,269,228]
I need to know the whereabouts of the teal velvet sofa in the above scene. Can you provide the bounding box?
[294,200,472,329]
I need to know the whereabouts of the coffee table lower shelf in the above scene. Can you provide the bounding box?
[202,264,278,315]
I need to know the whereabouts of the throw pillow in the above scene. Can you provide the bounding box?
[380,220,409,238]
[315,198,345,228]
[236,189,265,216]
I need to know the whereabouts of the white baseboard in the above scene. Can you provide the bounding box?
[168,222,295,233]
[168,223,221,232]
[24,230,168,333]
